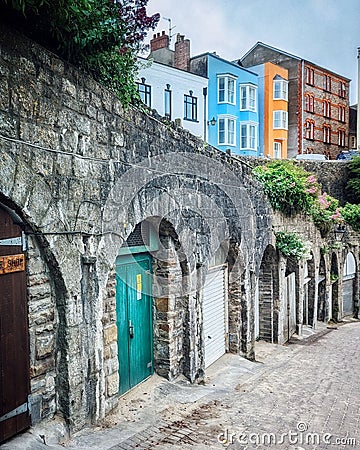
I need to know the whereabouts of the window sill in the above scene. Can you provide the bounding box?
[218,101,236,106]
[183,118,199,123]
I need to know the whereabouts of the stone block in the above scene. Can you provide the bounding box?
[106,372,119,397]
[104,324,118,345]
[36,333,55,359]
[155,297,169,312]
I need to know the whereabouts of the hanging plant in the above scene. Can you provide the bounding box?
[275,231,311,261]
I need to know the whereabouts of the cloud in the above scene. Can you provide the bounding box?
[146,0,360,102]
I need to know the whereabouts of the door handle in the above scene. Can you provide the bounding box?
[129,320,134,339]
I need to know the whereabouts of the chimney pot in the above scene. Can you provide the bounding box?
[150,31,170,52]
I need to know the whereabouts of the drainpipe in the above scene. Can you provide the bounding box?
[301,60,304,154]
[203,87,208,142]
[357,48,360,150]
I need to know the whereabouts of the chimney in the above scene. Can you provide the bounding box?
[150,31,169,52]
[174,33,190,71]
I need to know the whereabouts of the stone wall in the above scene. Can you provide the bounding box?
[27,235,57,423]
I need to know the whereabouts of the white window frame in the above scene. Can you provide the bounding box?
[218,74,236,105]
[273,110,288,130]
[305,94,314,113]
[339,82,346,98]
[305,67,314,85]
[323,100,331,118]
[323,74,331,92]
[240,84,257,112]
[338,105,346,123]
[305,121,315,140]
[218,115,236,146]
[323,126,331,144]
[240,121,258,150]
[338,130,346,147]
[273,141,282,158]
[273,79,288,100]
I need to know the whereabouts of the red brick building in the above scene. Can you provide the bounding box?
[240,42,350,159]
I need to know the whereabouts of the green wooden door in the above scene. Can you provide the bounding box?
[116,253,153,395]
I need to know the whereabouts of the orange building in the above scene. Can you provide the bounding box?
[246,62,289,158]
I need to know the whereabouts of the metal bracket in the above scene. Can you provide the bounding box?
[0,402,28,423]
[0,232,27,251]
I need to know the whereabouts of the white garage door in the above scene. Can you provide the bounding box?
[343,278,354,316]
[203,265,227,368]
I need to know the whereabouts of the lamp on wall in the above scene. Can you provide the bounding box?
[333,223,347,242]
[207,117,217,126]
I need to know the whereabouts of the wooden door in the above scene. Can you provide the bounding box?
[0,207,31,443]
[116,253,153,395]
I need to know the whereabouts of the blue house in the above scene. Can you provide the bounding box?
[190,53,260,156]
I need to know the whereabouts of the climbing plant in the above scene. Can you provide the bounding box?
[275,231,311,260]
[252,161,319,215]
[341,203,360,232]
[345,155,360,203]
[253,160,343,237]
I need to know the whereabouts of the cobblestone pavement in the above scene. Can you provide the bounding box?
[111,321,360,450]
[5,321,360,450]
[152,321,360,450]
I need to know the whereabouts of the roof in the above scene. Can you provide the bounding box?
[137,56,208,81]
[241,41,351,82]
[191,51,258,77]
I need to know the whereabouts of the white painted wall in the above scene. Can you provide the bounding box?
[137,58,208,139]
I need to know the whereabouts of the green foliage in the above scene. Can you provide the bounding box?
[2,0,160,107]
[4,0,46,14]
[310,193,341,237]
[253,161,345,236]
[346,156,360,203]
[330,273,339,282]
[275,231,311,260]
[253,161,319,216]
[341,203,360,232]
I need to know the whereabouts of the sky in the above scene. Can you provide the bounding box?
[144,0,360,104]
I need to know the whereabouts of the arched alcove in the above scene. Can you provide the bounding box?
[258,245,279,343]
[342,251,357,317]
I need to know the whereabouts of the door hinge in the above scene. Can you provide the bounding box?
[0,401,29,423]
[0,232,27,251]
